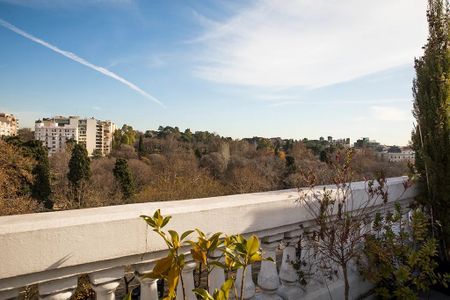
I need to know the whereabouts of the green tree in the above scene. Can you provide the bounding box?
[26,141,52,209]
[91,149,103,159]
[319,150,328,163]
[412,0,450,260]
[113,158,135,199]
[121,124,136,145]
[120,134,130,145]
[285,155,296,174]
[5,139,53,209]
[68,143,91,207]
[112,129,122,149]
[137,134,144,158]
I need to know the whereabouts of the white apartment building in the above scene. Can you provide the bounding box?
[78,118,97,156]
[34,116,116,156]
[0,113,18,136]
[35,117,79,155]
[376,149,415,163]
[96,120,117,156]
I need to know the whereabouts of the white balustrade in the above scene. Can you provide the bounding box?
[278,230,303,300]
[208,249,226,294]
[0,289,19,300]
[236,265,256,300]
[0,177,416,300]
[302,225,326,292]
[176,260,197,300]
[257,233,283,300]
[38,277,78,300]
[89,267,124,300]
[133,262,158,300]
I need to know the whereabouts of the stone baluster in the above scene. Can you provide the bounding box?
[38,277,78,300]
[235,265,255,300]
[302,226,325,292]
[403,207,412,233]
[257,233,283,300]
[0,289,20,300]
[277,230,303,300]
[133,262,158,300]
[176,261,197,300]
[208,249,226,294]
[89,267,124,300]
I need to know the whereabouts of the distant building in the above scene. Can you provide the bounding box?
[35,116,79,155]
[331,137,351,148]
[96,120,116,156]
[376,147,415,163]
[0,113,18,136]
[34,116,116,156]
[354,137,381,150]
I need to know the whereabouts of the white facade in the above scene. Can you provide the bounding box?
[377,151,415,163]
[35,117,79,155]
[34,116,115,156]
[0,113,18,137]
[96,120,116,156]
[78,118,97,156]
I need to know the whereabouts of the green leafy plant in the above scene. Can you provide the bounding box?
[138,210,265,300]
[361,203,450,299]
[192,233,265,300]
[188,229,223,291]
[193,279,234,300]
[141,209,194,300]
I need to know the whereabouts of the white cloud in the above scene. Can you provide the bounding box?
[370,105,411,121]
[0,18,165,108]
[193,0,427,88]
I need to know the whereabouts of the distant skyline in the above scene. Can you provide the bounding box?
[0,0,428,145]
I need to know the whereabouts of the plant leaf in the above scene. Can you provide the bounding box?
[193,288,214,300]
[168,230,180,248]
[246,235,260,255]
[152,255,173,277]
[181,230,194,241]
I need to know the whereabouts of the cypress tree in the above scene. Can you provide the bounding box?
[31,150,52,209]
[22,140,53,209]
[113,158,135,199]
[68,143,91,207]
[412,0,450,260]
[138,134,144,159]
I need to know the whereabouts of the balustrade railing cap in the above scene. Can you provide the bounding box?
[0,177,415,291]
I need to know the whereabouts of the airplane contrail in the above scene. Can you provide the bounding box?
[0,18,166,108]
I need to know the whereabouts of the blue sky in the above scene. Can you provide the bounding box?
[0,0,428,145]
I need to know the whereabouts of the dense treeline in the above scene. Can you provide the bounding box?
[0,125,409,215]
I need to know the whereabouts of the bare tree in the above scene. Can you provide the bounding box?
[297,149,394,300]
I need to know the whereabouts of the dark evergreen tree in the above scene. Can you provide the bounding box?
[20,140,53,209]
[91,149,103,159]
[412,0,450,260]
[67,143,91,207]
[319,150,328,163]
[137,134,144,158]
[285,155,296,173]
[113,158,135,199]
[31,144,52,209]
